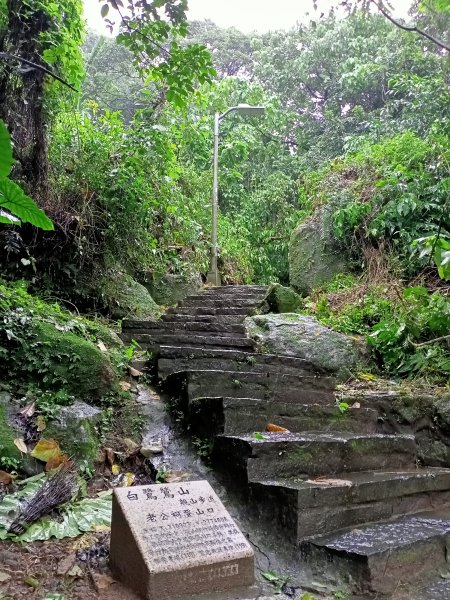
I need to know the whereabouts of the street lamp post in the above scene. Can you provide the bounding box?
[206,104,265,286]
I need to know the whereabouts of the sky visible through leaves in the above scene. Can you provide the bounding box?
[83,0,413,34]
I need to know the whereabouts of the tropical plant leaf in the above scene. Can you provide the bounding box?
[0,120,13,178]
[0,178,54,230]
[0,474,112,542]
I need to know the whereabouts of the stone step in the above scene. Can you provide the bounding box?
[166,306,258,316]
[180,297,264,308]
[121,334,255,350]
[249,468,450,542]
[200,285,268,294]
[123,321,246,335]
[187,397,378,439]
[157,347,322,379]
[123,328,247,341]
[160,314,248,325]
[412,578,450,599]
[163,370,335,406]
[301,512,450,595]
[212,432,417,482]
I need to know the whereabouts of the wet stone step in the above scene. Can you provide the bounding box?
[212,432,417,482]
[199,285,268,294]
[188,397,378,438]
[413,578,450,599]
[301,514,450,595]
[162,370,335,406]
[122,329,247,341]
[122,321,246,335]
[121,334,255,350]
[160,314,248,325]
[167,306,257,316]
[179,297,265,308]
[157,347,323,379]
[249,468,450,542]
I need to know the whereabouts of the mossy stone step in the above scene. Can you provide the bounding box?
[213,432,416,481]
[301,513,450,595]
[187,397,377,438]
[180,297,264,308]
[157,346,322,379]
[163,370,335,406]
[250,468,450,541]
[123,321,246,334]
[167,306,257,316]
[121,333,255,350]
[160,314,248,324]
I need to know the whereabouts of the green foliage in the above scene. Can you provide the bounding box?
[0,120,53,230]
[0,279,124,400]
[309,280,450,381]
[102,0,216,108]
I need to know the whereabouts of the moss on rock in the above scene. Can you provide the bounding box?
[100,272,161,320]
[22,321,117,399]
[264,283,304,313]
[289,213,348,295]
[45,401,102,464]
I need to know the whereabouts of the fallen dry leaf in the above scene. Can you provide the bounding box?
[352,402,361,409]
[45,452,69,471]
[119,381,131,391]
[57,555,75,576]
[36,415,46,432]
[13,438,28,454]
[93,573,115,590]
[128,366,142,377]
[266,423,290,433]
[0,571,11,583]
[111,464,120,476]
[30,438,61,462]
[67,565,83,578]
[23,575,39,589]
[0,470,14,485]
[19,402,35,418]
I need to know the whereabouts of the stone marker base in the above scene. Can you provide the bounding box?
[110,481,255,600]
[177,584,261,600]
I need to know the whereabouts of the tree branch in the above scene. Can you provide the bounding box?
[0,52,78,91]
[413,334,450,348]
[373,1,450,52]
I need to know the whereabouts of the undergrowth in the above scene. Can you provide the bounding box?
[307,274,450,382]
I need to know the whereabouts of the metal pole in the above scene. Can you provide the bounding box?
[207,112,221,286]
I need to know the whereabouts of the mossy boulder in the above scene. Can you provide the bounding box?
[100,272,161,320]
[289,213,348,295]
[144,272,202,307]
[264,283,304,313]
[245,313,367,376]
[29,322,117,399]
[45,401,102,464]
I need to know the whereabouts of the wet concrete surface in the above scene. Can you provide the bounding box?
[134,384,450,600]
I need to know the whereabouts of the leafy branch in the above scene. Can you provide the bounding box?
[0,120,53,230]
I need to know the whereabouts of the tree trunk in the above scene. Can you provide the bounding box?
[0,0,50,204]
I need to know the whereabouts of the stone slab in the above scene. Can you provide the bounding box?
[110,481,255,600]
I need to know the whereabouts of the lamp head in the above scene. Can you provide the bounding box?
[236,104,266,116]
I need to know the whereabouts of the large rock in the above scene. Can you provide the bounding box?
[100,272,161,320]
[289,214,348,295]
[245,313,365,375]
[264,283,304,314]
[144,272,202,307]
[32,321,117,399]
[46,401,102,464]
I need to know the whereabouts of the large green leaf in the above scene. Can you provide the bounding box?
[0,475,112,542]
[0,177,54,230]
[0,120,13,179]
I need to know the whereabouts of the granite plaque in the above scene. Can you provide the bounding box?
[110,480,255,600]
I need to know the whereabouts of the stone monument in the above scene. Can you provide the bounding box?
[110,480,255,599]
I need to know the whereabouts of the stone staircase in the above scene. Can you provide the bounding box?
[122,285,450,598]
